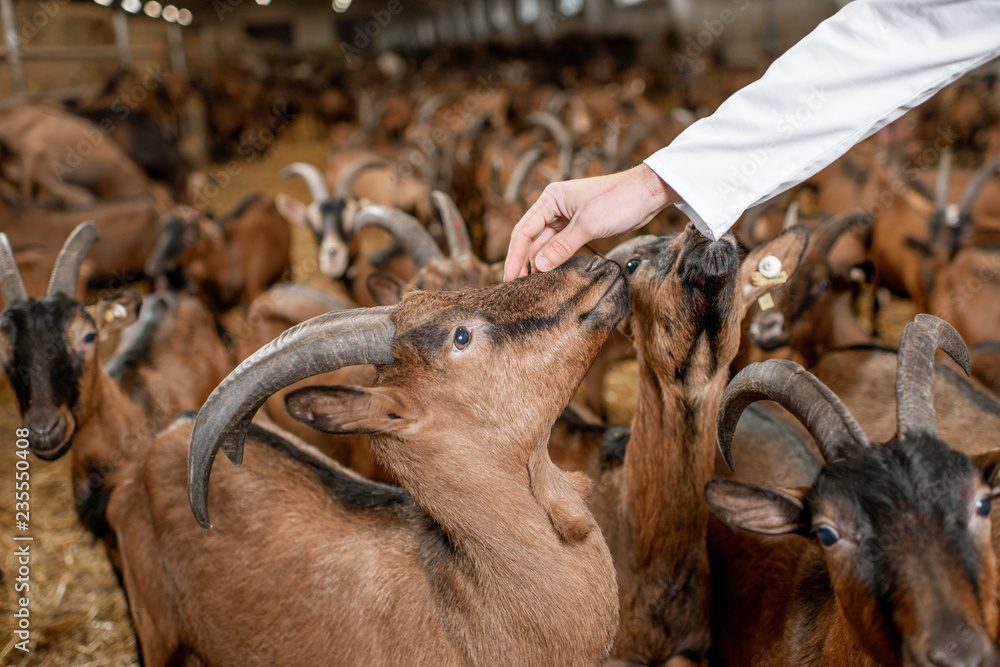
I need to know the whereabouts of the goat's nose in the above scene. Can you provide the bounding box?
[28,411,63,439]
[926,630,998,667]
[582,255,605,273]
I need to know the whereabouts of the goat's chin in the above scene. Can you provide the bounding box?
[751,335,789,352]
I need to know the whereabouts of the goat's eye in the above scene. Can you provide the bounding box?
[453,327,472,350]
[814,524,840,546]
[976,497,992,517]
[626,259,640,274]
[83,332,97,344]
[818,281,830,291]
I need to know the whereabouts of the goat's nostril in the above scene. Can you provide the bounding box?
[583,256,604,273]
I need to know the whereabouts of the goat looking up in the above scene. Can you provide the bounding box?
[110,255,628,666]
[708,315,1000,666]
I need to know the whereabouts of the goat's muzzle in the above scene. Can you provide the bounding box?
[24,407,74,460]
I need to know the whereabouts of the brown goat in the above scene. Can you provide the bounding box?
[108,255,627,665]
[708,316,1000,666]
[0,102,165,207]
[0,223,230,553]
[559,224,807,664]
[144,194,291,311]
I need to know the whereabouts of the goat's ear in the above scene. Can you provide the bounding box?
[704,479,810,535]
[738,224,809,316]
[86,289,142,335]
[366,272,405,306]
[285,385,412,435]
[274,193,320,234]
[972,450,1000,492]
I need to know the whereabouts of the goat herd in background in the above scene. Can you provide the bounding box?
[2,48,1000,666]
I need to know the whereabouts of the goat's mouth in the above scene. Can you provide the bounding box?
[24,411,77,461]
[579,260,630,327]
[29,428,75,461]
[749,310,789,351]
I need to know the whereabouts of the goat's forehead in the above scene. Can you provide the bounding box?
[816,441,979,521]
[393,281,573,327]
[2,297,87,341]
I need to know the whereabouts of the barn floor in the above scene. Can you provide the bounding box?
[0,113,918,666]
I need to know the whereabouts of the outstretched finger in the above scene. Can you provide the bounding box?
[504,194,566,282]
[533,221,594,273]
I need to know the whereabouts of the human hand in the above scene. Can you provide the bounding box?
[503,164,679,282]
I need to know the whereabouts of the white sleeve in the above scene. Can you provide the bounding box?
[643,0,1000,240]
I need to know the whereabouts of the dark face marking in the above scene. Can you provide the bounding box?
[809,437,996,665]
[624,227,740,380]
[0,295,94,457]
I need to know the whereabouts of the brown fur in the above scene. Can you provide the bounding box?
[108,256,628,665]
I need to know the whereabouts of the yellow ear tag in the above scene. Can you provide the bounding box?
[104,309,116,324]
[751,255,788,287]
[757,293,775,311]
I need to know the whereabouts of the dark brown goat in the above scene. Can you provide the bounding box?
[108,255,627,665]
[0,223,230,551]
[708,316,1000,666]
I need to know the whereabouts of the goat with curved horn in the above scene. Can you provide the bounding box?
[352,205,444,268]
[895,313,971,441]
[280,162,330,203]
[527,111,574,182]
[0,234,28,305]
[47,221,98,298]
[717,359,870,470]
[189,306,396,528]
[431,190,471,257]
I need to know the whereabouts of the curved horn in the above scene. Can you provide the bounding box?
[503,147,543,203]
[737,202,769,248]
[188,306,396,528]
[934,149,953,210]
[809,210,874,259]
[334,158,386,199]
[718,359,869,471]
[527,111,574,182]
[605,234,659,268]
[47,221,98,298]
[958,155,1000,215]
[352,205,444,268]
[490,157,504,199]
[0,233,27,305]
[144,215,188,277]
[895,313,970,442]
[431,190,471,257]
[281,162,330,203]
[782,201,800,230]
[415,92,455,127]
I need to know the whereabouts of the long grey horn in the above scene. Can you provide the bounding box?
[431,190,471,257]
[782,202,800,230]
[958,156,1000,215]
[335,158,386,199]
[718,359,869,470]
[352,205,444,267]
[504,147,543,203]
[0,233,27,305]
[934,149,953,210]
[895,313,970,442]
[47,221,98,298]
[606,234,658,268]
[528,111,574,182]
[280,162,330,203]
[188,306,396,529]
[809,210,874,259]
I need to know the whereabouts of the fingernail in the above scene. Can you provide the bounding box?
[536,254,553,272]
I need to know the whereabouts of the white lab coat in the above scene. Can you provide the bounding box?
[643,0,1000,240]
